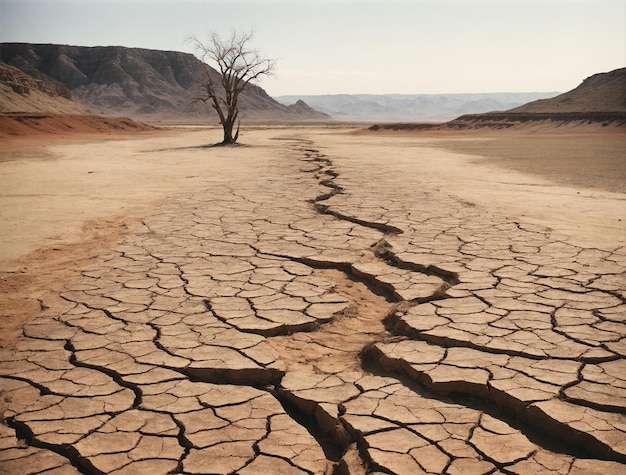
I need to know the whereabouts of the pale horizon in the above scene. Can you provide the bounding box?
[1,0,624,96]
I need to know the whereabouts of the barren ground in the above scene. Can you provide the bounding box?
[0,125,625,474]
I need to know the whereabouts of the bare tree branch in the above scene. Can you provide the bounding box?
[187,30,275,145]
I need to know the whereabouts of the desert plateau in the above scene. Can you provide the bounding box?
[0,33,626,475]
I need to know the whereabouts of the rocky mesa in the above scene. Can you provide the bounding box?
[0,43,331,121]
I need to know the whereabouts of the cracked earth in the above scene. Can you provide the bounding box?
[1,129,625,474]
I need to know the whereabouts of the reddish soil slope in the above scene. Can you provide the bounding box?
[0,112,155,139]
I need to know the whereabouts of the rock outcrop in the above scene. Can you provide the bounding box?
[0,61,89,114]
[512,67,626,113]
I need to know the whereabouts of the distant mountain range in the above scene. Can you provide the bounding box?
[278,67,626,122]
[2,43,623,125]
[0,43,330,121]
[368,67,626,132]
[274,92,560,122]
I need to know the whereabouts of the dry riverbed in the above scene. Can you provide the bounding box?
[1,126,625,474]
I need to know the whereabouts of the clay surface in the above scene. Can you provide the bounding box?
[1,126,624,474]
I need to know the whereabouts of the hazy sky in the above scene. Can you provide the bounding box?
[1,0,624,96]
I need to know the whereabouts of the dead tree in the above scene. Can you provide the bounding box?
[189,31,276,145]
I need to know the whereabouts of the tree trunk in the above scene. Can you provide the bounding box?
[221,118,236,145]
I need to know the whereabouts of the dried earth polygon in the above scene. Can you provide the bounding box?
[1,127,625,474]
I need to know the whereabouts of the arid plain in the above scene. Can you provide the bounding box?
[1,125,625,474]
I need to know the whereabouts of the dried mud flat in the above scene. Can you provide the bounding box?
[0,126,625,474]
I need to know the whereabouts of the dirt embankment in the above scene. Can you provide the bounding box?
[0,112,156,139]
[446,111,626,130]
[368,111,626,134]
